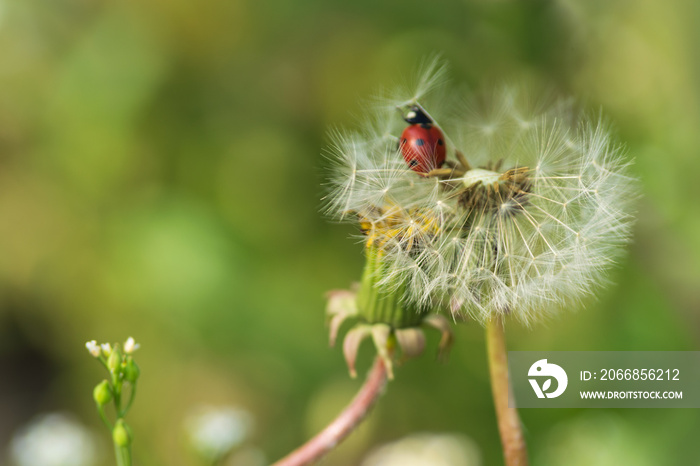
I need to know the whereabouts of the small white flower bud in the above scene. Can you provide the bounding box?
[124,337,140,354]
[85,340,101,358]
[100,343,112,357]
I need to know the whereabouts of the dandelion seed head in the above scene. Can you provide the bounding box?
[324,65,636,324]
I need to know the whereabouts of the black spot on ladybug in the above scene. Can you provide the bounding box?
[415,139,425,146]
[402,139,408,144]
[409,159,418,167]
[438,139,444,146]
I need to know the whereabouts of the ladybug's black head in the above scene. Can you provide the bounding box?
[402,105,432,125]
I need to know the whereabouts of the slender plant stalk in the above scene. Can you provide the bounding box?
[113,420,132,466]
[112,383,133,466]
[272,357,388,466]
[96,405,112,431]
[114,444,132,466]
[486,315,528,466]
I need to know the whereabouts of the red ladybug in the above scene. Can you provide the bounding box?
[399,106,446,174]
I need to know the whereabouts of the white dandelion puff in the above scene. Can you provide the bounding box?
[324,67,636,325]
[10,413,98,466]
[184,405,253,462]
[361,432,482,466]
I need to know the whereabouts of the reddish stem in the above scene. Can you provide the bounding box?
[271,357,388,466]
[486,315,529,466]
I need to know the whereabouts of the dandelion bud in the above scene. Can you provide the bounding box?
[93,380,113,406]
[112,419,132,447]
[124,359,140,383]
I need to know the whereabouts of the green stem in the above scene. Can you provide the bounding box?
[486,315,528,466]
[112,374,122,414]
[99,357,110,371]
[114,443,132,466]
[119,383,137,418]
[206,457,225,466]
[96,404,112,431]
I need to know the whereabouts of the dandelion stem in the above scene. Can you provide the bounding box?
[486,315,528,466]
[271,357,388,466]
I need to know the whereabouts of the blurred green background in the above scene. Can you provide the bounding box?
[0,0,698,464]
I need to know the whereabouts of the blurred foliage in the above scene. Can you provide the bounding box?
[0,0,698,465]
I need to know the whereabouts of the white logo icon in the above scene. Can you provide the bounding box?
[528,359,568,398]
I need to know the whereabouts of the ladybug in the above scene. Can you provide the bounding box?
[399,105,446,174]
